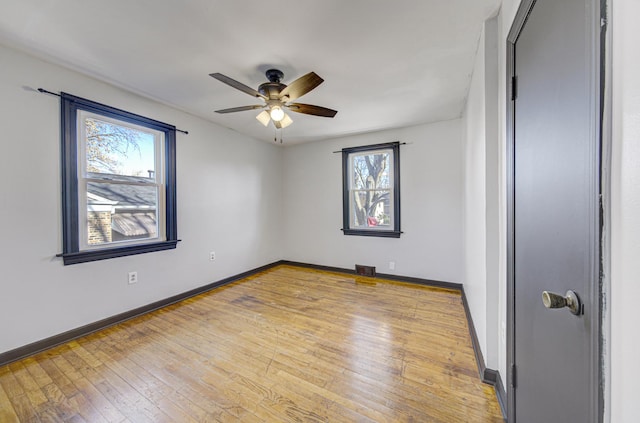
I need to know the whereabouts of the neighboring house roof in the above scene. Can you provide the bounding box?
[112,212,157,237]
[87,172,156,208]
[86,172,158,238]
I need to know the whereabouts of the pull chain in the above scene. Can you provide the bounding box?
[274,127,284,144]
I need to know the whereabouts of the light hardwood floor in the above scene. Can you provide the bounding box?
[0,265,503,422]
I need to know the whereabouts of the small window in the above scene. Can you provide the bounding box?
[342,142,401,238]
[60,93,178,265]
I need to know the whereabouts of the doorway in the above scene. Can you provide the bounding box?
[506,0,604,421]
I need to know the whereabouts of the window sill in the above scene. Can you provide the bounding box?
[59,240,179,265]
[342,229,401,238]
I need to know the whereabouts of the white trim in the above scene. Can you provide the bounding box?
[347,148,395,231]
[76,110,166,251]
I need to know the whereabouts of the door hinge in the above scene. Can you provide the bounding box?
[511,76,518,101]
[511,364,517,388]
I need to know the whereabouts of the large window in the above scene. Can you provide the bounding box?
[60,93,177,265]
[342,142,401,238]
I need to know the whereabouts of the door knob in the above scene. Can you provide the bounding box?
[542,290,582,315]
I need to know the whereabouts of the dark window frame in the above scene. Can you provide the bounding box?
[60,93,178,265]
[342,141,401,238]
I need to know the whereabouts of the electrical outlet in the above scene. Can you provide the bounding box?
[209,251,216,261]
[389,261,396,270]
[128,271,138,284]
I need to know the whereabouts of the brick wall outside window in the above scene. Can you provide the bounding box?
[88,211,112,245]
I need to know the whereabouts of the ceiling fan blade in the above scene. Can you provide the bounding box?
[215,105,264,114]
[287,103,338,118]
[210,73,267,100]
[279,72,324,101]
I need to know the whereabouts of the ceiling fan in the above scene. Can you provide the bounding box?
[210,69,337,129]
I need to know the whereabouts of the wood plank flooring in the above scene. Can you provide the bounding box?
[0,265,503,422]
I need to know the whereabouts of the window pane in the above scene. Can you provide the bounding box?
[86,182,158,245]
[85,117,156,178]
[342,142,400,238]
[351,151,391,190]
[351,190,392,229]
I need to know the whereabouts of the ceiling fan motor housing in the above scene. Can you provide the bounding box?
[259,70,286,100]
[265,69,284,83]
[258,69,287,100]
[258,82,286,100]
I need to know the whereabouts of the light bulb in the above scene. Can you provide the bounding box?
[270,106,285,122]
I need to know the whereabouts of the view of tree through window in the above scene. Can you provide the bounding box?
[85,117,154,176]
[351,151,391,228]
[342,142,400,238]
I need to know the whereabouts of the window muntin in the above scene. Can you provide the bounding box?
[342,142,400,238]
[60,92,178,265]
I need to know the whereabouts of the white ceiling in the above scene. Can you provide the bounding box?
[0,0,500,144]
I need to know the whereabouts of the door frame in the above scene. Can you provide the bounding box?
[505,0,606,421]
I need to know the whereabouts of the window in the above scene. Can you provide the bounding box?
[60,93,177,265]
[342,142,400,237]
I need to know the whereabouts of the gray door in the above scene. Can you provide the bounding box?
[507,0,602,421]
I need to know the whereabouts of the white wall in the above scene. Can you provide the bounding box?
[463,26,488,359]
[282,120,464,283]
[610,0,640,420]
[462,15,500,372]
[0,44,283,354]
[483,16,501,373]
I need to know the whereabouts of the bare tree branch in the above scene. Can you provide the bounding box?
[85,118,142,174]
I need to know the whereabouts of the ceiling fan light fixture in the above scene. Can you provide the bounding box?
[256,110,270,126]
[280,113,293,128]
[270,106,285,122]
